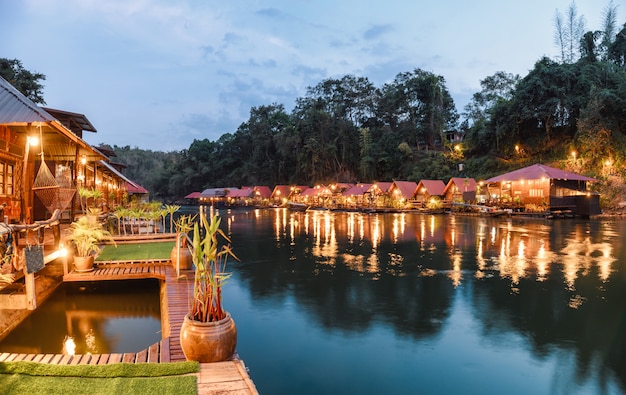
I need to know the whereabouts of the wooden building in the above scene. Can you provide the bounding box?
[414,180,446,205]
[485,163,600,216]
[443,177,477,203]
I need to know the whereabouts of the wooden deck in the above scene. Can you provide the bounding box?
[3,253,259,395]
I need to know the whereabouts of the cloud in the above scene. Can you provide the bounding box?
[4,0,605,151]
[363,24,393,40]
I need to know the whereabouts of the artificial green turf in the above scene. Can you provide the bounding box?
[0,361,198,377]
[1,375,197,395]
[95,241,175,261]
[0,361,199,395]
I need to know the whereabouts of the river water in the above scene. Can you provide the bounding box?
[1,207,624,394]
[218,208,626,395]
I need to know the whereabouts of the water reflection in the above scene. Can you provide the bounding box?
[264,210,619,291]
[0,280,161,355]
[225,209,626,394]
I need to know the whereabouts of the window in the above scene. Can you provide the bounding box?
[0,161,15,196]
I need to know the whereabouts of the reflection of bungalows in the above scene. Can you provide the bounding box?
[444,178,477,203]
[485,163,600,217]
[414,180,446,205]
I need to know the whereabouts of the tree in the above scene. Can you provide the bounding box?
[462,72,519,154]
[608,22,626,67]
[554,1,586,63]
[377,69,457,150]
[599,0,619,61]
[0,58,46,104]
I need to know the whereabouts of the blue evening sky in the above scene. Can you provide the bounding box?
[1,0,608,151]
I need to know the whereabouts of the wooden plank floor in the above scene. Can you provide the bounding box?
[0,338,170,364]
[6,258,259,395]
[63,261,169,282]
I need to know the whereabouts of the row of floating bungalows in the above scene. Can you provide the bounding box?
[184,164,601,218]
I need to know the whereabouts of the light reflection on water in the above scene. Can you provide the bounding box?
[225,208,626,395]
[0,279,161,355]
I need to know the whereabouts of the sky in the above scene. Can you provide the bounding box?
[0,0,612,152]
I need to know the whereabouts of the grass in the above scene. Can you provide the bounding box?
[96,241,175,261]
[0,361,199,395]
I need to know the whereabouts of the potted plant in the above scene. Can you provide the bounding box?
[171,214,196,270]
[179,211,238,362]
[65,216,115,272]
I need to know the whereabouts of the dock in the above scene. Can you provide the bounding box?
[0,230,259,395]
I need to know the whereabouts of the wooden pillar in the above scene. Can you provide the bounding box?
[25,271,36,310]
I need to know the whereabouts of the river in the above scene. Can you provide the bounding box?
[218,208,626,395]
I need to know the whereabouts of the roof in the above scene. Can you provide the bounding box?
[99,161,148,194]
[416,180,446,196]
[300,188,319,197]
[126,181,148,194]
[0,76,106,162]
[227,188,254,198]
[485,163,597,183]
[42,107,97,133]
[343,183,372,196]
[369,182,393,195]
[254,186,272,199]
[391,181,418,199]
[184,192,201,199]
[201,188,228,198]
[0,76,54,124]
[270,185,309,199]
[445,177,477,193]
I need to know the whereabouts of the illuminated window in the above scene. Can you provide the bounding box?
[529,189,543,197]
[0,161,14,195]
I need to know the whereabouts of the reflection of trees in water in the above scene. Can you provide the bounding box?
[230,209,626,391]
[233,210,457,338]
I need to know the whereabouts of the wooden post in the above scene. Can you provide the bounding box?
[25,270,36,310]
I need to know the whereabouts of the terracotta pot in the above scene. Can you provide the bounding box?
[73,255,95,273]
[171,245,193,270]
[179,312,237,362]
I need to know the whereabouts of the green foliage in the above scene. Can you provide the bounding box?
[0,58,46,104]
[189,212,238,323]
[65,216,115,257]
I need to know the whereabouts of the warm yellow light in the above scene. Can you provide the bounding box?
[63,336,76,355]
[81,156,87,165]
[27,136,39,146]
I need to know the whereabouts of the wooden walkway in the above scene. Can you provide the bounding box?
[4,256,259,395]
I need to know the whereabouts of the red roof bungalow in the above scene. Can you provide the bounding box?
[389,181,418,207]
[368,182,393,196]
[485,163,600,216]
[444,178,477,203]
[270,185,308,203]
[414,180,446,204]
[253,186,272,199]
[341,183,372,208]
[342,183,372,197]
